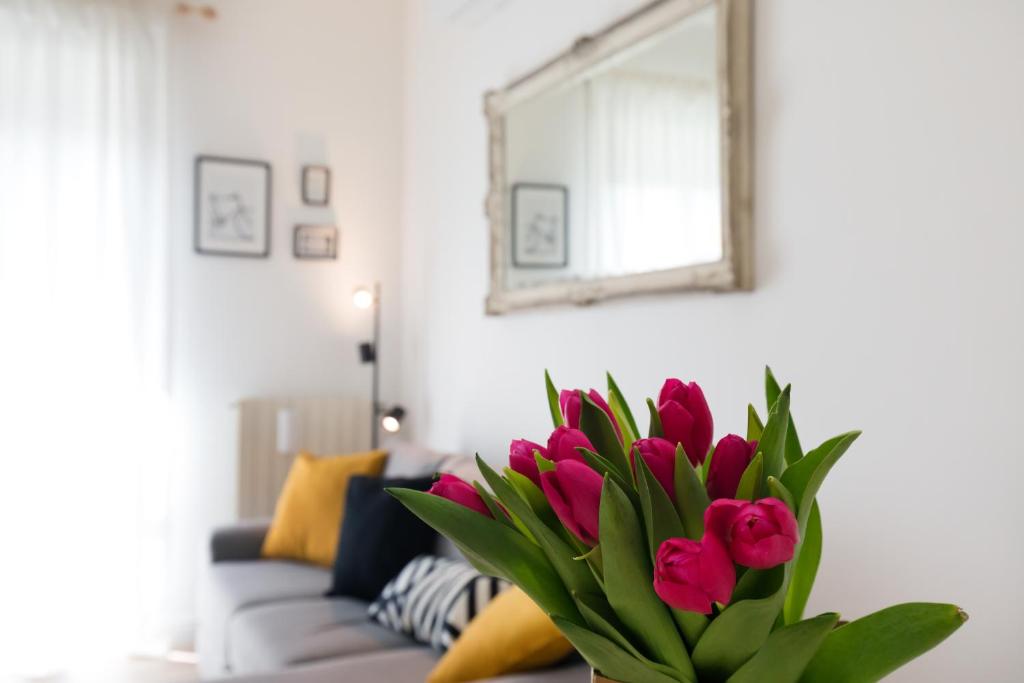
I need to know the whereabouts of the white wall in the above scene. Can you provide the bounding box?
[399,1,1024,680]
[166,0,404,638]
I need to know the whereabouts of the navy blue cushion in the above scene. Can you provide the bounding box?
[326,475,437,601]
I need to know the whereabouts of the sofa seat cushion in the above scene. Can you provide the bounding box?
[213,650,590,683]
[208,560,332,617]
[213,648,440,683]
[227,597,417,674]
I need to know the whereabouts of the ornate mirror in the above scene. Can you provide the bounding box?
[485,0,752,314]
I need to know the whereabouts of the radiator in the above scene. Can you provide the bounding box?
[236,396,373,518]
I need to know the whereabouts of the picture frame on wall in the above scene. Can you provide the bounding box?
[511,183,568,268]
[194,155,271,257]
[293,224,338,260]
[302,165,331,206]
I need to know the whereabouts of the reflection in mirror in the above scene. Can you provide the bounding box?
[504,3,721,291]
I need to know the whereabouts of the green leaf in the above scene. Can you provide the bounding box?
[673,445,710,540]
[800,603,968,683]
[647,397,664,438]
[747,404,764,442]
[735,451,764,501]
[700,445,713,483]
[671,608,709,652]
[692,566,786,680]
[505,468,553,518]
[472,481,520,532]
[780,431,860,527]
[759,385,791,481]
[545,369,565,428]
[600,477,695,681]
[607,372,640,446]
[580,392,629,473]
[766,476,796,513]
[534,450,557,474]
[784,501,821,625]
[635,454,686,561]
[553,618,689,683]
[575,592,687,680]
[727,612,840,683]
[765,367,804,465]
[765,366,782,408]
[477,457,600,599]
[387,488,581,622]
[579,447,634,493]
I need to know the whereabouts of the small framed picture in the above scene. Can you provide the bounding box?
[293,224,338,260]
[511,183,568,268]
[302,165,331,206]
[194,156,271,258]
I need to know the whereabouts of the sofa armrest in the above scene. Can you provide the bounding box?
[210,519,271,562]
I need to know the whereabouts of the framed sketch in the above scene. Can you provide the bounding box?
[302,165,330,206]
[511,183,568,268]
[194,156,271,257]
[293,224,338,260]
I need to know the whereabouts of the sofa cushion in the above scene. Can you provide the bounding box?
[327,475,437,601]
[212,648,441,683]
[208,560,332,616]
[261,450,388,567]
[211,650,589,683]
[227,597,416,674]
[198,559,335,675]
[369,555,509,651]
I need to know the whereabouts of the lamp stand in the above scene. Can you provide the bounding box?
[371,283,381,449]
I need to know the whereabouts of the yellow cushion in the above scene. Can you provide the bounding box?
[427,586,576,683]
[261,449,387,567]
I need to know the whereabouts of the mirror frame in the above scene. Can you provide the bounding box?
[484,0,753,315]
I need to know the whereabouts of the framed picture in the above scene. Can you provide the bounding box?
[293,224,338,260]
[302,165,330,206]
[194,156,271,257]
[511,183,568,268]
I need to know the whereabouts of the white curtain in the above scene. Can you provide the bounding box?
[0,0,171,676]
[585,72,722,276]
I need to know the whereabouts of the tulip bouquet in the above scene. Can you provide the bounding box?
[391,369,965,683]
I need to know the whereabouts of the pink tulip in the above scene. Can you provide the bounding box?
[508,439,547,487]
[546,426,594,464]
[428,473,492,518]
[654,534,736,614]
[657,379,713,466]
[560,389,622,440]
[705,497,799,569]
[630,437,678,502]
[706,435,758,500]
[540,460,603,546]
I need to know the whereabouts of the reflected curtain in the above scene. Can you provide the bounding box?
[0,0,171,675]
[585,72,721,276]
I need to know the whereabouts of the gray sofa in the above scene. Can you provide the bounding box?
[198,519,590,682]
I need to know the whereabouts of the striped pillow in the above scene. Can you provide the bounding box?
[368,555,510,651]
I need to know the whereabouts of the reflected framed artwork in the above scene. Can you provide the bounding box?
[194,155,271,258]
[511,183,568,268]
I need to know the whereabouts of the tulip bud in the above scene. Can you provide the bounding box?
[428,473,492,518]
[630,437,678,502]
[705,497,799,569]
[546,426,594,464]
[653,534,735,614]
[508,439,546,487]
[539,460,603,546]
[706,435,758,500]
[559,389,622,440]
[657,379,714,466]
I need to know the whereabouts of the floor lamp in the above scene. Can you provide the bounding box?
[353,283,405,449]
